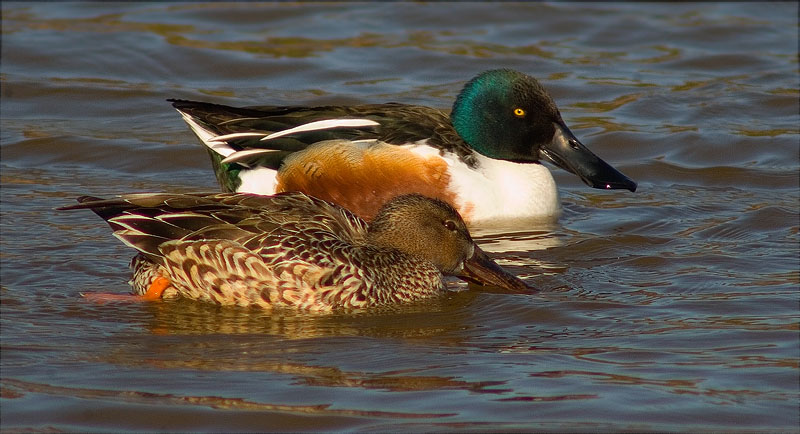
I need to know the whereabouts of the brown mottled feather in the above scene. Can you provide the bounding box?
[63,191,447,312]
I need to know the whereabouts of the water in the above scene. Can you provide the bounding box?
[2,2,798,431]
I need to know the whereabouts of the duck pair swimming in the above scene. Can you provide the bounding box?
[65,69,636,311]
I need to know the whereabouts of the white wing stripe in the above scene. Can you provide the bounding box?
[260,119,379,141]
[210,132,267,142]
[221,149,279,165]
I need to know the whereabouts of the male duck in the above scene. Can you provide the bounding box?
[169,69,636,224]
[61,192,529,312]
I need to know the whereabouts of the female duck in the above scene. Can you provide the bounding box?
[62,192,528,312]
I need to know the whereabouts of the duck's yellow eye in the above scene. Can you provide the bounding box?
[513,108,526,117]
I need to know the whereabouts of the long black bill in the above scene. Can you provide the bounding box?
[458,246,532,293]
[540,122,637,192]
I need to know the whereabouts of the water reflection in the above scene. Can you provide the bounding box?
[2,378,459,418]
[130,292,481,339]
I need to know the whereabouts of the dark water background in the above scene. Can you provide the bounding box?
[2,2,798,432]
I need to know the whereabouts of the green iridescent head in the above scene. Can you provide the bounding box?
[450,69,562,161]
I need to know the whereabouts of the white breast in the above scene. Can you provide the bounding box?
[409,146,561,223]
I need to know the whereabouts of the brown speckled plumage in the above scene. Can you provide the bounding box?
[62,192,528,312]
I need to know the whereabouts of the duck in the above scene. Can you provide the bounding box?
[168,69,636,225]
[60,191,530,312]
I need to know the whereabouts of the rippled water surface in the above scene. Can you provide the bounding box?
[2,2,798,432]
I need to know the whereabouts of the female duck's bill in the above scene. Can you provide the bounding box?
[60,192,529,311]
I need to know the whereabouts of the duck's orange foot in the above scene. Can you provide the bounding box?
[141,276,170,300]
